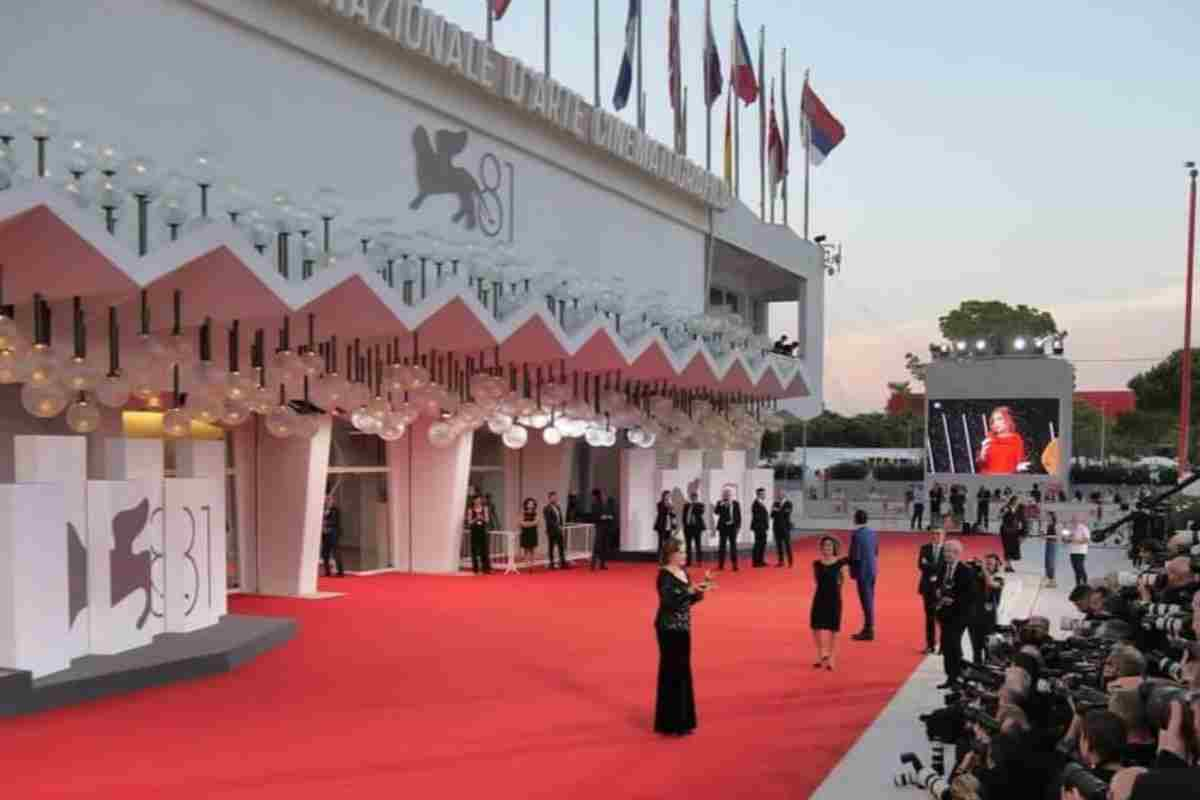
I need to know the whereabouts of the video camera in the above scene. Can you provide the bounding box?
[1059,761,1110,800]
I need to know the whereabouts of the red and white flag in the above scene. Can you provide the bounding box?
[767,86,784,208]
[493,0,513,21]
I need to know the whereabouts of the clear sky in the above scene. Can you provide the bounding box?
[435,0,1200,413]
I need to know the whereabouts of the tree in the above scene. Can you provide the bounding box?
[938,300,1058,343]
[1127,349,1200,415]
[1072,399,1105,459]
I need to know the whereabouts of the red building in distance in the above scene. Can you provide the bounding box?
[886,389,1135,419]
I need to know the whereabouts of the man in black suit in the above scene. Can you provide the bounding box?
[771,490,794,567]
[714,487,742,571]
[935,540,976,687]
[929,483,944,529]
[589,488,611,571]
[681,490,706,566]
[544,491,568,569]
[917,527,946,654]
[750,488,770,567]
[975,486,992,532]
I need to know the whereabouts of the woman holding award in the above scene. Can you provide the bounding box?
[977,406,1027,475]
[653,539,713,736]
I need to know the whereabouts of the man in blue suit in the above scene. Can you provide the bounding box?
[849,509,879,641]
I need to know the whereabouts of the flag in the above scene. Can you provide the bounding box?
[767,87,784,192]
[801,81,845,165]
[703,0,723,106]
[668,0,681,111]
[492,0,513,21]
[780,53,790,171]
[613,0,640,111]
[730,15,758,104]
[723,92,733,188]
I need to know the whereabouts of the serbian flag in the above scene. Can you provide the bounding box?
[767,89,784,191]
[730,16,758,104]
[492,0,513,21]
[702,0,723,106]
[613,0,640,111]
[801,81,846,165]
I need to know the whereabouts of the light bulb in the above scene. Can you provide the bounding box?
[427,421,456,448]
[219,399,251,427]
[299,350,323,377]
[223,371,254,402]
[0,315,22,351]
[65,399,102,433]
[542,427,563,445]
[246,384,274,414]
[162,408,191,438]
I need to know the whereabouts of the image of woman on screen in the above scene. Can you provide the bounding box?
[977,406,1027,474]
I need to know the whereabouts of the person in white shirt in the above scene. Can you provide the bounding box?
[1062,516,1090,587]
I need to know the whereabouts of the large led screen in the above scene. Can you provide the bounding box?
[926,399,1061,475]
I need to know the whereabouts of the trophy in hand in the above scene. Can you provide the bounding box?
[698,569,717,591]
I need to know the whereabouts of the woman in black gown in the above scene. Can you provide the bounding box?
[654,539,712,736]
[999,498,1021,572]
[810,535,850,671]
[519,497,539,571]
[653,491,677,553]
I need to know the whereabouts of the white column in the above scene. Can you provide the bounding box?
[0,483,69,677]
[255,417,331,596]
[14,435,89,660]
[620,448,658,552]
[166,440,227,629]
[387,419,474,574]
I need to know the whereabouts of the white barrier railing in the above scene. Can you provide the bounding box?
[460,523,597,573]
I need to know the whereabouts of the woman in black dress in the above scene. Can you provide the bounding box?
[653,490,677,553]
[519,497,539,571]
[999,498,1021,573]
[466,495,492,574]
[810,535,850,671]
[654,539,712,736]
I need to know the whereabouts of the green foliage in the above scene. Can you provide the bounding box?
[760,409,926,456]
[826,461,870,480]
[938,300,1057,343]
[1068,464,1178,486]
[1072,399,1105,459]
[873,463,925,482]
[1127,349,1200,414]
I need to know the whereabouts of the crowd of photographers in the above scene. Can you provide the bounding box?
[894,522,1200,800]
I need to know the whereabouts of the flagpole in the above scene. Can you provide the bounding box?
[486,0,493,44]
[802,68,811,240]
[544,0,551,77]
[704,0,712,173]
[636,0,645,131]
[593,0,600,107]
[758,25,765,222]
[733,0,740,200]
[781,48,789,227]
[682,85,688,155]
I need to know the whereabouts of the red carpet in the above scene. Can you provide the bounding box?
[2,532,998,799]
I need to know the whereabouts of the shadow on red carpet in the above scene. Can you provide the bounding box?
[1,532,1003,799]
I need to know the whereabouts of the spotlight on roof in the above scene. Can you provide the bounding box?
[955,340,968,352]
[1052,331,1067,355]
[1013,336,1027,351]
[974,339,988,352]
[813,234,827,244]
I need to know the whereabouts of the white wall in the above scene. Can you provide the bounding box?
[0,0,704,308]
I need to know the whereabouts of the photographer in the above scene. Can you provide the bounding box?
[1108,689,1158,767]
[967,554,1004,665]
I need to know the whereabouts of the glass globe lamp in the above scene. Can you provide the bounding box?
[0,347,27,384]
[542,426,563,446]
[298,349,323,377]
[427,421,456,449]
[264,405,295,438]
[21,381,68,418]
[64,397,102,433]
[378,414,407,442]
[162,408,191,439]
[26,343,60,387]
[486,413,513,435]
[61,356,98,392]
[95,373,131,408]
[501,425,528,449]
[219,399,252,427]
[246,383,274,415]
[292,413,321,439]
[190,398,223,426]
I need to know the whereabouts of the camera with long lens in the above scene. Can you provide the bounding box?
[1060,762,1110,800]
[893,753,952,799]
[1139,679,1199,732]
[1146,650,1186,682]
[1142,614,1194,637]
